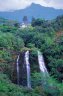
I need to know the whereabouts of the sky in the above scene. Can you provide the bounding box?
[0,0,63,11]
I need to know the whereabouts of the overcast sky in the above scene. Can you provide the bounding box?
[0,0,63,11]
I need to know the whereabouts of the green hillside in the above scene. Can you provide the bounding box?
[0,16,63,96]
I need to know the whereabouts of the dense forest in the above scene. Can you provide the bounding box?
[0,15,63,96]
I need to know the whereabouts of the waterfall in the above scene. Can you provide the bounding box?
[17,55,20,85]
[38,51,48,75]
[25,51,31,88]
[38,51,53,90]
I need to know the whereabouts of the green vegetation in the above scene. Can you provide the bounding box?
[0,16,63,96]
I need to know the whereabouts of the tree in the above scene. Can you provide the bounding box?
[14,23,20,28]
[23,16,28,24]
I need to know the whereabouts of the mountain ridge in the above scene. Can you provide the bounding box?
[0,3,63,22]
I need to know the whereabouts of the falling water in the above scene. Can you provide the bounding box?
[17,55,20,85]
[38,51,48,75]
[25,51,31,88]
[38,51,53,91]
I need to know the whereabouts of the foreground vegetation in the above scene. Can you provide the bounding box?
[0,15,63,96]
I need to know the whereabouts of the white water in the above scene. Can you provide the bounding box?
[38,51,48,74]
[25,51,31,88]
[17,55,20,85]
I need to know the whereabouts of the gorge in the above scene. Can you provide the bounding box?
[16,50,48,88]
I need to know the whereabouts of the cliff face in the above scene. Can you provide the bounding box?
[12,51,27,86]
[19,52,27,86]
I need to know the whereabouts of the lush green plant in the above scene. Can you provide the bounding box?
[0,16,63,96]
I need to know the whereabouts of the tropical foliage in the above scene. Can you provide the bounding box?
[0,16,63,96]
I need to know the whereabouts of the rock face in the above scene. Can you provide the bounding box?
[19,52,27,86]
[12,51,27,86]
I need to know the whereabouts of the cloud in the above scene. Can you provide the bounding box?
[44,0,63,9]
[33,0,63,9]
[0,0,31,11]
[0,0,63,11]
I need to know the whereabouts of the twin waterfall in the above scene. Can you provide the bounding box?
[25,51,31,88]
[17,55,20,85]
[38,51,48,74]
[16,51,48,88]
